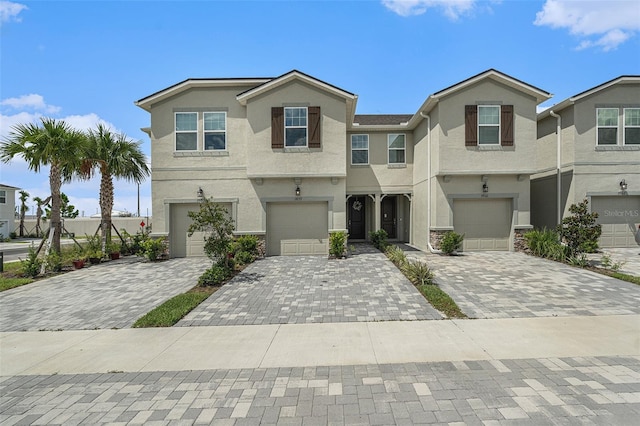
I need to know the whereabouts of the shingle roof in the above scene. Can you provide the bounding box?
[353,114,413,126]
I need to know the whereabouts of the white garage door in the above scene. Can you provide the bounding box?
[267,202,328,256]
[170,203,231,258]
[453,198,512,251]
[591,196,639,248]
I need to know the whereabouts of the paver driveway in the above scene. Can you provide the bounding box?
[0,258,209,332]
[408,251,640,319]
[178,244,441,326]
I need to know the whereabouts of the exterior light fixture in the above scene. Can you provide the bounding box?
[482,183,488,193]
[620,179,627,191]
[295,186,301,197]
[197,187,204,199]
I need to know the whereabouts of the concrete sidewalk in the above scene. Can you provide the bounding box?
[2,315,638,377]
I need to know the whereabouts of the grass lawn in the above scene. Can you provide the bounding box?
[417,284,467,319]
[133,286,218,328]
[589,267,640,286]
[0,262,34,292]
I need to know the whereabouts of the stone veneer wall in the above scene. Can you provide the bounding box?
[513,228,529,253]
[429,230,449,250]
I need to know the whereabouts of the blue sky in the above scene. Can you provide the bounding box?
[1,0,639,217]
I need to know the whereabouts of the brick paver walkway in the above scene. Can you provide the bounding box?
[0,258,209,332]
[408,251,640,319]
[178,245,441,327]
[2,356,639,425]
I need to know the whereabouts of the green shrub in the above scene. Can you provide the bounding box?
[369,229,388,251]
[567,254,590,268]
[440,231,463,255]
[557,199,602,255]
[198,264,231,286]
[402,259,435,286]
[329,231,347,258]
[234,250,255,265]
[20,246,42,278]
[140,237,166,261]
[235,235,259,255]
[524,229,570,262]
[44,250,62,272]
[385,245,407,267]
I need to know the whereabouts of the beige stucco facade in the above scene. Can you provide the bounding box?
[532,76,640,247]
[0,184,18,238]
[141,69,614,256]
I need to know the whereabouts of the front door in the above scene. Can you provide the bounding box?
[381,196,397,239]
[348,196,366,239]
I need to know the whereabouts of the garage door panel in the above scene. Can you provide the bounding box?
[453,199,512,252]
[591,196,639,248]
[267,202,328,256]
[170,203,230,258]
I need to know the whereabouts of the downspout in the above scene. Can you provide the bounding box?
[549,110,562,226]
[420,111,442,253]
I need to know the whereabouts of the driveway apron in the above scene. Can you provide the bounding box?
[408,251,640,319]
[0,258,209,332]
[178,245,441,327]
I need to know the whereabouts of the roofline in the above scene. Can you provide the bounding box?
[236,69,356,105]
[135,77,272,111]
[0,184,21,190]
[537,75,640,120]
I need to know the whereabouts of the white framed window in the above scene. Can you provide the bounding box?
[624,108,640,145]
[175,112,198,151]
[596,108,619,145]
[204,112,226,150]
[478,105,500,145]
[0,190,6,204]
[284,107,307,147]
[351,134,369,165]
[388,134,406,164]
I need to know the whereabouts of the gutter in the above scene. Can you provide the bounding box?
[549,110,562,225]
[419,111,442,254]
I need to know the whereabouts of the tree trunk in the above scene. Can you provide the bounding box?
[49,164,62,254]
[100,170,114,250]
[19,205,26,237]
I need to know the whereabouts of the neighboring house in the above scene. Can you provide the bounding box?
[0,184,19,238]
[136,69,551,257]
[533,76,640,248]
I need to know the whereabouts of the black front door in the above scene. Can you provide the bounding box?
[348,196,366,239]
[381,196,397,239]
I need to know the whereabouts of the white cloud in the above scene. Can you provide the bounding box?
[534,0,640,51]
[382,0,476,20]
[1,94,61,114]
[0,1,27,23]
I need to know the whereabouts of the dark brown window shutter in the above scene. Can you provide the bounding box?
[465,105,477,146]
[501,105,514,146]
[308,106,321,148]
[271,107,284,148]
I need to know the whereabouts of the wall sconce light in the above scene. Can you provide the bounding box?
[197,187,204,199]
[295,186,301,197]
[620,179,627,191]
[482,183,489,193]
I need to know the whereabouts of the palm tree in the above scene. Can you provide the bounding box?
[18,190,29,237]
[32,196,49,237]
[0,118,86,254]
[83,124,149,247]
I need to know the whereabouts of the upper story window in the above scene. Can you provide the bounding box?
[596,108,619,145]
[624,108,640,145]
[204,112,226,150]
[478,105,500,145]
[388,134,406,164]
[175,112,198,151]
[465,105,514,147]
[0,190,6,204]
[285,107,308,147]
[351,134,369,165]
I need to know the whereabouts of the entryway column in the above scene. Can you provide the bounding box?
[374,193,381,231]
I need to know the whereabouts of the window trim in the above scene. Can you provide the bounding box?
[623,107,640,146]
[596,107,619,146]
[284,106,308,148]
[203,111,227,151]
[350,134,369,165]
[174,112,198,152]
[477,105,501,145]
[0,190,6,204]
[387,133,406,165]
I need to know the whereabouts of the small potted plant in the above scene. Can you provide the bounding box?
[88,249,103,265]
[107,241,121,260]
